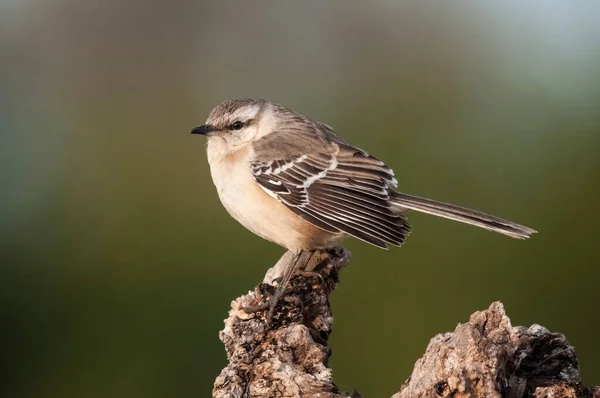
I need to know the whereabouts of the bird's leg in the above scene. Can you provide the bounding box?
[264,250,307,325]
[296,250,328,284]
[242,250,318,325]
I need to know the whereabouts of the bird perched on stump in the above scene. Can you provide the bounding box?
[191,98,536,321]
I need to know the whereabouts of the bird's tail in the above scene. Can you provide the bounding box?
[390,192,536,239]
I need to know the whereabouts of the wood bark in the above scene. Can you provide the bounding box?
[213,248,598,398]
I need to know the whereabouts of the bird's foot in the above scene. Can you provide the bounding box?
[241,278,296,326]
[240,248,350,327]
[298,270,325,284]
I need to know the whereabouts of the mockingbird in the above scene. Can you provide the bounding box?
[191,98,536,319]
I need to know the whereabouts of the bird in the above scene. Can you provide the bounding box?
[191,98,536,319]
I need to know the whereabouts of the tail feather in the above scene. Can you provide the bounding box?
[391,192,537,239]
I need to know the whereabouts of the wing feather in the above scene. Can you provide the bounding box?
[293,206,388,248]
[250,144,411,248]
[312,194,408,236]
[308,200,406,246]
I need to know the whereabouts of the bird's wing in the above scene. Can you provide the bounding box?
[250,143,411,248]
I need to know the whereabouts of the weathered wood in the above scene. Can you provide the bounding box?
[394,302,596,398]
[213,248,598,398]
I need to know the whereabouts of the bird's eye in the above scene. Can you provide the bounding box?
[231,121,244,130]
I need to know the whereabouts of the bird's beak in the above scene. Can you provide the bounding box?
[191,124,216,136]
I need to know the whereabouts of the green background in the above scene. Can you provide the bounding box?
[1,2,599,397]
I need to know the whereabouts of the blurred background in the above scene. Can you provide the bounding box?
[1,1,599,397]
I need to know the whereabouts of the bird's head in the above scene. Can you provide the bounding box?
[191,98,270,152]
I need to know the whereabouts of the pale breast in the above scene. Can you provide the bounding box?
[206,143,342,252]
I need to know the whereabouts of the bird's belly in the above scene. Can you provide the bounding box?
[210,161,341,251]
[218,180,289,241]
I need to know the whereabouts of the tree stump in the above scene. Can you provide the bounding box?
[213,248,598,398]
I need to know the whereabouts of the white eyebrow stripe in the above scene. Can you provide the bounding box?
[231,105,260,122]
